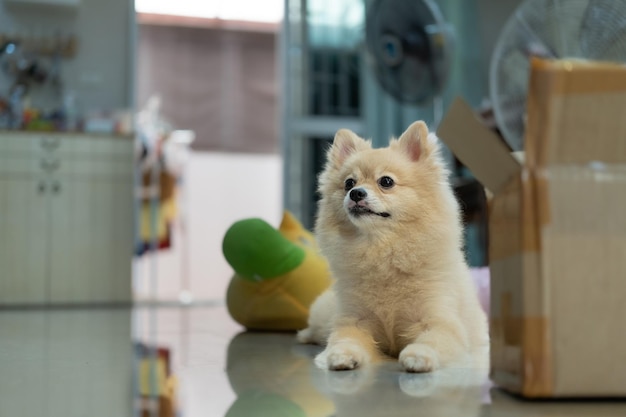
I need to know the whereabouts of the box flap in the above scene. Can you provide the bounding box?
[438,97,522,193]
[526,58,626,167]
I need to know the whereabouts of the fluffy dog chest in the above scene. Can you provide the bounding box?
[339,276,424,357]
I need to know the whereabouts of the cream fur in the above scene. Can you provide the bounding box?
[297,121,489,373]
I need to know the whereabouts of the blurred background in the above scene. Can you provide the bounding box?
[0,0,523,306]
[4,1,626,416]
[130,0,520,303]
[132,0,521,304]
[0,0,524,305]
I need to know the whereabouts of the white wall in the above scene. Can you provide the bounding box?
[0,0,134,110]
[134,151,283,302]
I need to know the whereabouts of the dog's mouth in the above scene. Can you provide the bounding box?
[349,206,391,218]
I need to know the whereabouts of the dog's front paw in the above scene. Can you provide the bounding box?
[399,344,439,373]
[318,342,369,371]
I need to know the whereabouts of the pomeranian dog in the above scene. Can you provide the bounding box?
[297,121,488,373]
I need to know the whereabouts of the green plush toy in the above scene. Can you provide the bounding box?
[223,211,332,331]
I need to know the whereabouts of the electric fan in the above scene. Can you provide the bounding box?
[365,0,454,105]
[491,0,626,151]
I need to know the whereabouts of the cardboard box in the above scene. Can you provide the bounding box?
[438,58,626,398]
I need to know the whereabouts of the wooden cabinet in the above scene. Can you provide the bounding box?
[0,133,134,305]
[0,177,48,303]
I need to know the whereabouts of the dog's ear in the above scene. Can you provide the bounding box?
[397,121,433,162]
[328,129,370,168]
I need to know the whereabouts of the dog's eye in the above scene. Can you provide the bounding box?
[344,178,356,191]
[378,176,395,189]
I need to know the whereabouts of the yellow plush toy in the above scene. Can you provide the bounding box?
[223,211,331,331]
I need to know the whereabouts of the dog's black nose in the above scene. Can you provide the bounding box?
[349,188,367,202]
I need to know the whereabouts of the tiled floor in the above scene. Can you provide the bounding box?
[1,305,625,417]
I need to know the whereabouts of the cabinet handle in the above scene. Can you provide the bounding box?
[52,181,61,194]
[40,137,60,150]
[38,181,46,194]
[40,158,60,172]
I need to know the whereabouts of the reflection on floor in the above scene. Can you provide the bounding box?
[1,305,625,417]
[0,308,133,417]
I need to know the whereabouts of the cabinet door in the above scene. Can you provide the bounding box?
[48,135,134,304]
[0,177,48,304]
[109,178,134,302]
[48,178,133,304]
[48,177,91,303]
